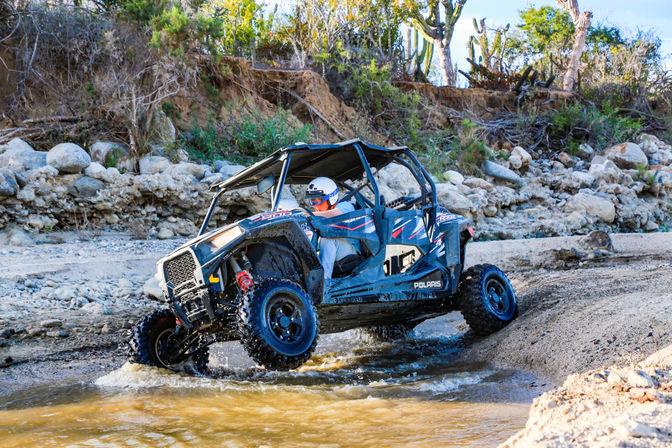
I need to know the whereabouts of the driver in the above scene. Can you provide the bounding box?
[306,177,360,280]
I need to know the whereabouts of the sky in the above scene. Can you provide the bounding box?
[267,0,672,84]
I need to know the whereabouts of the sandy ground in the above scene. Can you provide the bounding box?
[1,231,671,400]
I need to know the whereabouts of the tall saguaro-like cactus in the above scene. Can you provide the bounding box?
[406,28,434,81]
[407,0,467,86]
[468,18,509,75]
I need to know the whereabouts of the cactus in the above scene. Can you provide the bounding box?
[407,28,434,82]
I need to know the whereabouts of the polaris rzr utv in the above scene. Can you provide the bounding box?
[129,139,517,372]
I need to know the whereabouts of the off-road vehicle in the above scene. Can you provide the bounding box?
[129,140,518,372]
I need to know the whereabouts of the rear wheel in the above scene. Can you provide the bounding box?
[457,264,517,336]
[129,309,209,374]
[237,280,319,371]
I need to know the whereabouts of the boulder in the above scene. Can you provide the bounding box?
[576,143,594,160]
[3,227,33,246]
[89,141,128,166]
[0,144,47,171]
[139,155,171,174]
[463,177,494,192]
[570,171,596,188]
[220,163,246,179]
[0,138,34,155]
[650,149,672,166]
[604,142,647,169]
[589,156,621,182]
[150,110,176,148]
[47,143,91,174]
[443,170,464,185]
[156,227,174,239]
[579,230,613,251]
[483,160,523,185]
[511,146,532,167]
[435,183,472,216]
[637,133,669,154]
[67,176,106,198]
[558,151,574,167]
[565,192,615,223]
[508,155,523,170]
[0,168,20,197]
[164,162,207,180]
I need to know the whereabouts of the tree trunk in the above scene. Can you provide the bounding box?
[563,11,591,91]
[555,0,592,92]
[437,40,455,87]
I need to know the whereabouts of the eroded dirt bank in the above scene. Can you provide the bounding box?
[1,232,671,404]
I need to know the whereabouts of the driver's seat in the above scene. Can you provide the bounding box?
[332,253,366,278]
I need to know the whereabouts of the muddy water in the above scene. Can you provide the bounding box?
[0,314,539,448]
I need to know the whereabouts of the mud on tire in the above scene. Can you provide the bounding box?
[237,279,319,371]
[456,264,517,336]
[128,309,209,374]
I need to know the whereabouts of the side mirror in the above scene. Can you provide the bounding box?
[257,174,275,195]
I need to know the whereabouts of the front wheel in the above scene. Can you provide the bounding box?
[237,280,319,371]
[128,309,209,374]
[457,264,517,336]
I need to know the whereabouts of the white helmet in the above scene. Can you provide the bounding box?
[306,177,339,207]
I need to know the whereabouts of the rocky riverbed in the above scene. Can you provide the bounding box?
[1,134,672,242]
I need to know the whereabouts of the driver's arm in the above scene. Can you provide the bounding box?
[313,208,344,218]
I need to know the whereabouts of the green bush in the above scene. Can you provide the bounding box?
[546,102,643,151]
[446,120,491,176]
[227,108,312,158]
[179,109,313,164]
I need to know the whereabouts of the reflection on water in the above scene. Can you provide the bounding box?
[0,314,536,448]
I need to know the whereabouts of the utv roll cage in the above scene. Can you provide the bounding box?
[199,139,438,236]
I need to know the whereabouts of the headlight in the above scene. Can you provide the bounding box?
[204,226,243,250]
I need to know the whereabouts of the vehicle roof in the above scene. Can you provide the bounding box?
[213,139,408,191]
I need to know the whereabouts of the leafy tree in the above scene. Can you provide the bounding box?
[203,0,263,57]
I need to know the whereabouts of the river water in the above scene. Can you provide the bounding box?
[0,314,540,447]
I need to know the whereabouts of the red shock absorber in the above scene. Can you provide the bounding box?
[236,270,253,294]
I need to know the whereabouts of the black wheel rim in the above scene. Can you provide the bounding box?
[154,326,178,368]
[266,293,305,344]
[483,275,515,320]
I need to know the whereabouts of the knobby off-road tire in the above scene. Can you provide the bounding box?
[129,309,209,374]
[237,279,319,371]
[456,264,518,336]
[363,323,415,342]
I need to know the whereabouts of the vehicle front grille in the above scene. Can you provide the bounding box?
[164,251,196,289]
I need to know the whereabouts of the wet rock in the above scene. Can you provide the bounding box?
[139,156,171,174]
[40,319,63,328]
[47,143,91,173]
[68,175,106,198]
[565,192,615,223]
[579,230,613,251]
[1,328,13,339]
[604,142,648,169]
[483,160,523,185]
[28,328,43,337]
